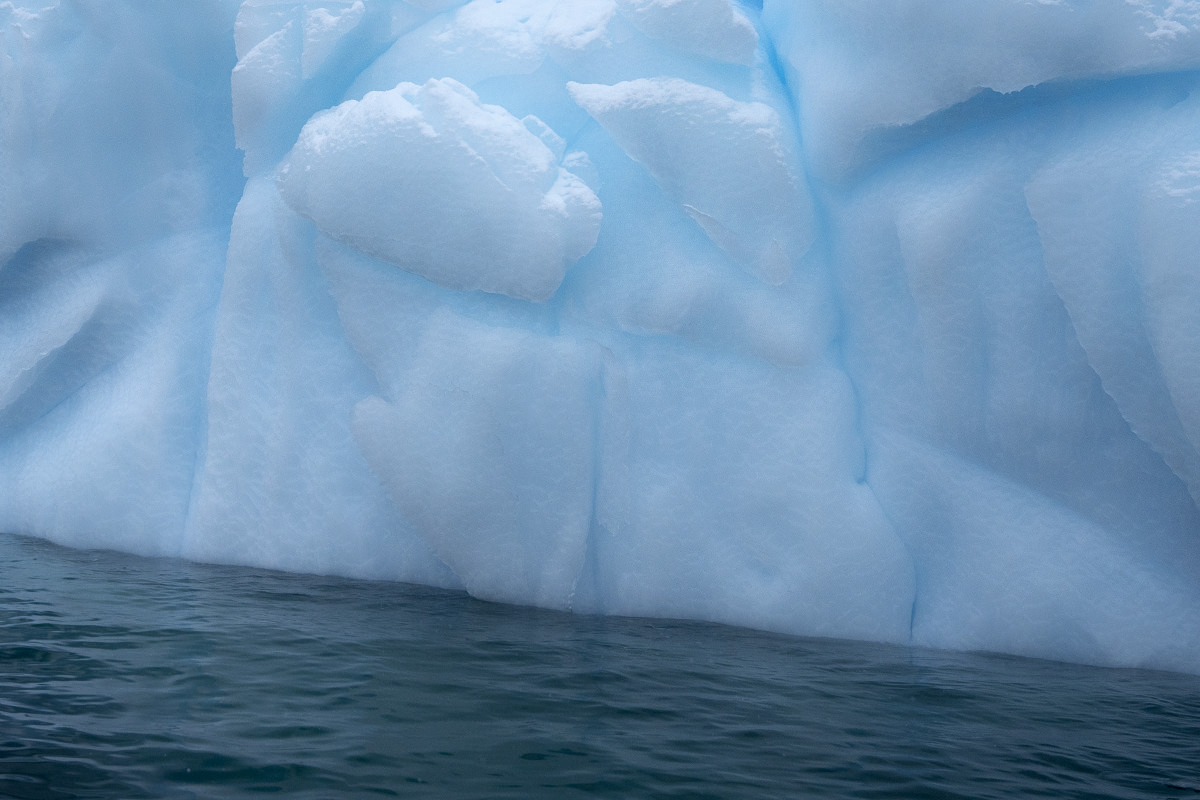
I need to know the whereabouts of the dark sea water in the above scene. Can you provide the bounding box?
[3,533,1200,800]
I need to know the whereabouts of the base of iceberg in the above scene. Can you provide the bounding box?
[3,0,1200,673]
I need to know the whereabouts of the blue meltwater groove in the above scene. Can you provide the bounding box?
[2,532,1200,800]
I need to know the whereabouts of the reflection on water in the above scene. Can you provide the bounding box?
[2,532,1200,799]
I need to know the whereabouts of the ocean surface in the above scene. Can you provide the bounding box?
[2,532,1200,800]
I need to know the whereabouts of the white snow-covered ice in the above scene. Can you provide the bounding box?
[3,0,1200,672]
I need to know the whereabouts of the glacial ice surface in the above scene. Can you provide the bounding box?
[3,0,1200,672]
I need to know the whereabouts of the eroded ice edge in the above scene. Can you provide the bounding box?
[3,0,1200,673]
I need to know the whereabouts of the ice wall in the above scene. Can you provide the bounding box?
[2,0,1199,673]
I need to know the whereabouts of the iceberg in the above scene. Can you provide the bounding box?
[2,0,1199,672]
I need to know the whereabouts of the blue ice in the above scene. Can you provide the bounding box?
[2,0,1200,672]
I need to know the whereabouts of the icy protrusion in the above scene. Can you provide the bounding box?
[0,234,228,560]
[232,20,303,161]
[871,430,1200,673]
[233,1,401,175]
[762,0,1200,180]
[3,0,242,253]
[184,178,458,585]
[522,113,566,160]
[301,2,367,79]
[278,78,601,301]
[0,248,105,414]
[574,344,916,641]
[615,0,758,65]
[353,311,604,609]
[569,78,812,285]
[1025,89,1200,504]
[826,94,1200,552]
[544,0,620,55]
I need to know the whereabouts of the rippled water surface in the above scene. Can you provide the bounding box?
[3,533,1200,799]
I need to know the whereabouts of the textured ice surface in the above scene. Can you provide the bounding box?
[2,0,1200,672]
[279,77,601,300]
